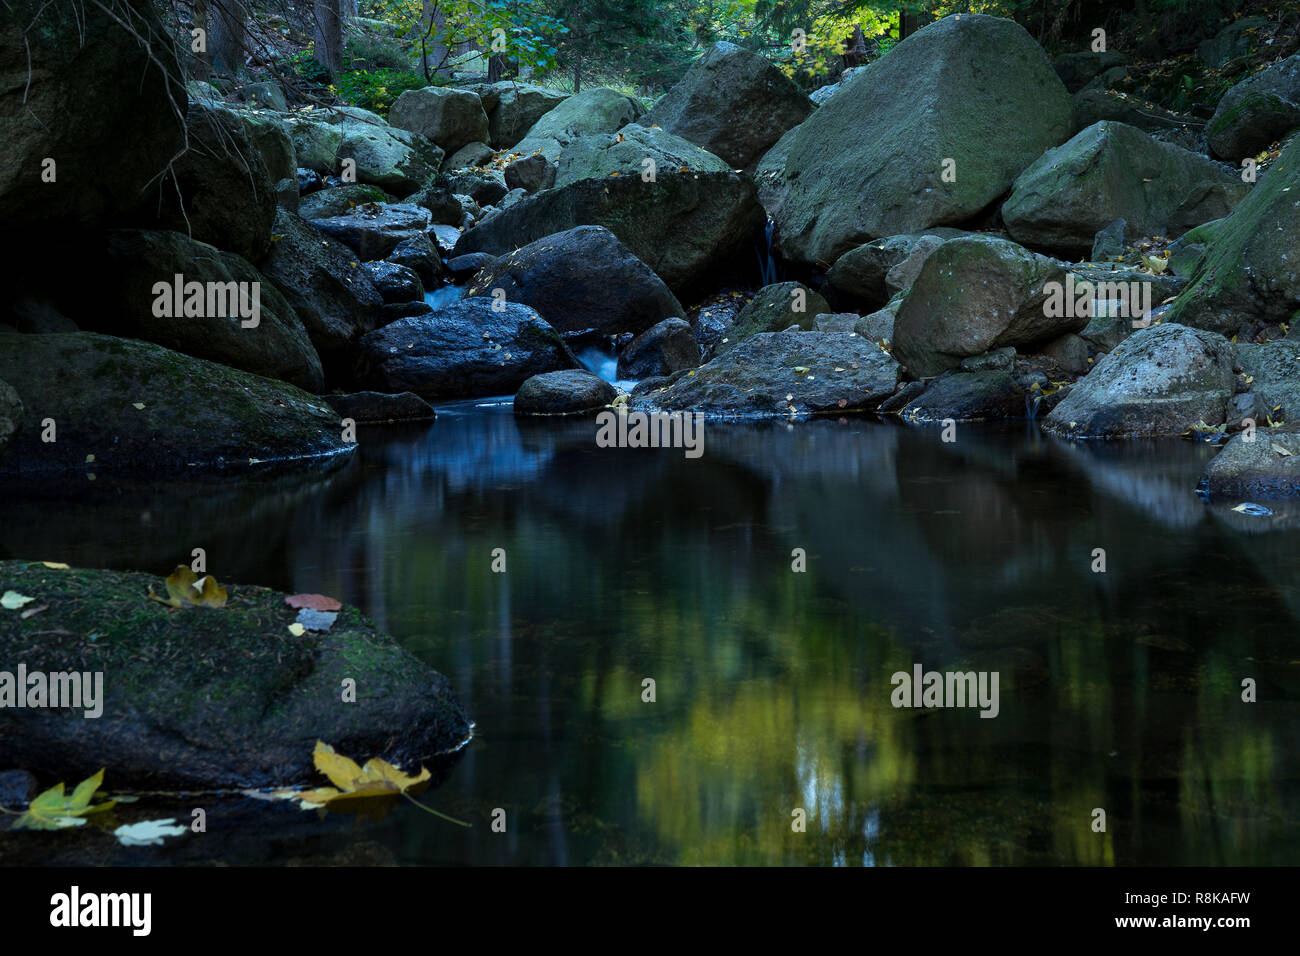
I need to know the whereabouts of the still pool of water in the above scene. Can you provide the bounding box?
[3,403,1298,865]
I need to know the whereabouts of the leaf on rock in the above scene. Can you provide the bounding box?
[39,562,70,570]
[152,566,229,608]
[15,769,116,830]
[295,608,337,632]
[1,591,35,610]
[284,593,342,611]
[115,819,188,847]
[277,741,431,820]
[287,622,307,636]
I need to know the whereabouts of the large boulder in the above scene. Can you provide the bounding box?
[514,369,616,416]
[512,87,644,161]
[1042,323,1236,438]
[0,333,351,478]
[617,318,700,378]
[453,172,764,297]
[389,86,490,154]
[1207,55,1300,159]
[0,0,186,229]
[892,235,1072,377]
[283,114,345,173]
[335,112,444,197]
[1002,121,1245,256]
[720,282,830,352]
[641,41,814,169]
[1166,138,1300,334]
[356,299,577,400]
[217,105,298,182]
[633,330,900,419]
[464,225,682,336]
[553,124,731,188]
[259,209,383,374]
[765,14,1072,266]
[480,81,568,148]
[157,101,278,262]
[309,202,434,259]
[0,561,468,789]
[95,229,324,392]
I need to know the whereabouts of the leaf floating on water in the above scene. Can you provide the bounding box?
[284,593,342,611]
[115,819,188,847]
[1,591,35,610]
[1232,502,1274,516]
[295,608,337,633]
[14,769,116,830]
[275,741,437,822]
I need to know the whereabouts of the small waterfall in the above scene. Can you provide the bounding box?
[425,284,467,311]
[756,217,778,286]
[575,345,636,391]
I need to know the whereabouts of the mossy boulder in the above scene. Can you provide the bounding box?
[718,282,829,353]
[0,333,352,479]
[553,124,731,188]
[0,561,469,789]
[892,235,1072,378]
[641,41,814,170]
[336,113,444,198]
[0,0,186,230]
[765,14,1072,267]
[155,101,278,263]
[91,229,325,392]
[1002,121,1244,256]
[511,87,644,162]
[1207,55,1300,160]
[1166,137,1300,334]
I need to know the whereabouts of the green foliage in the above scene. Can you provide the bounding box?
[332,67,430,113]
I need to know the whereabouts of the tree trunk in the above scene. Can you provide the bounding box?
[313,0,344,75]
[209,0,247,77]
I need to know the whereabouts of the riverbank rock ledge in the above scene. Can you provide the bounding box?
[0,333,353,479]
[0,561,470,789]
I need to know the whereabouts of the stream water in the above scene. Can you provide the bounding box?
[2,405,1299,865]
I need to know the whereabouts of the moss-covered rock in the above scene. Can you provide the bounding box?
[0,333,352,479]
[765,14,1072,266]
[718,282,829,353]
[553,124,731,188]
[511,87,644,162]
[0,561,469,789]
[1166,137,1300,334]
[1207,54,1300,160]
[1002,121,1245,256]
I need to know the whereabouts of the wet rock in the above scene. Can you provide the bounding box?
[387,235,443,286]
[453,172,764,297]
[356,298,577,400]
[0,561,468,789]
[1202,423,1300,498]
[632,330,900,419]
[0,333,351,478]
[465,225,683,336]
[900,370,1026,422]
[617,318,701,378]
[361,260,424,303]
[324,390,436,424]
[514,369,616,416]
[309,202,433,259]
